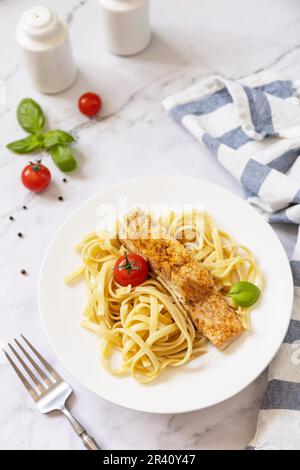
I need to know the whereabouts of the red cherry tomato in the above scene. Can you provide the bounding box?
[78,92,102,117]
[114,253,149,287]
[21,162,51,192]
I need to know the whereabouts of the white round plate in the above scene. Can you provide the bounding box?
[39,176,293,414]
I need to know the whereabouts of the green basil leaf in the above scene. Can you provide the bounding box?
[50,144,77,172]
[227,281,260,308]
[43,130,75,149]
[17,98,45,133]
[6,134,44,154]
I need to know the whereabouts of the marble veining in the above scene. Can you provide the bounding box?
[0,0,299,450]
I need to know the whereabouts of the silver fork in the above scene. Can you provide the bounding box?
[3,335,100,450]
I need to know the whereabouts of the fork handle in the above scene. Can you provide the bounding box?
[61,407,101,450]
[81,431,100,450]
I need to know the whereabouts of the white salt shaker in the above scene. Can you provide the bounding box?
[16,6,77,94]
[98,0,151,56]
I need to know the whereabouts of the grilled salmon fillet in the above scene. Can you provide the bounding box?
[119,209,243,350]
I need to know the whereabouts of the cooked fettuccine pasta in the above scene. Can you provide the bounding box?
[65,210,262,383]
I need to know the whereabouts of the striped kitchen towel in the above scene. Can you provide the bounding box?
[163,72,300,450]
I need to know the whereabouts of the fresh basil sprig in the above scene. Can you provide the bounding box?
[43,130,75,149]
[17,98,44,133]
[7,133,44,154]
[50,145,77,172]
[227,281,260,308]
[7,98,77,173]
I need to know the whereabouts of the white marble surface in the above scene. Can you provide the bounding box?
[0,0,299,450]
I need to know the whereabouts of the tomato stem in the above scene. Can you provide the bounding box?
[29,161,41,172]
[116,252,140,274]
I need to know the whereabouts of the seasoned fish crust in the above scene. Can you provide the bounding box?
[120,209,243,350]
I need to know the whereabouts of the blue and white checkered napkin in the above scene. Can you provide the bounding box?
[163,72,300,450]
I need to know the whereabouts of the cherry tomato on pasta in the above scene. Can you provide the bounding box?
[78,92,102,117]
[21,162,51,192]
[114,253,149,287]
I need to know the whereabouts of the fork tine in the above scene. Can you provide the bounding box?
[14,338,53,387]
[8,342,45,394]
[20,335,62,383]
[3,348,39,402]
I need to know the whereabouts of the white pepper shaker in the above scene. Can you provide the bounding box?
[16,6,77,94]
[98,0,151,56]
